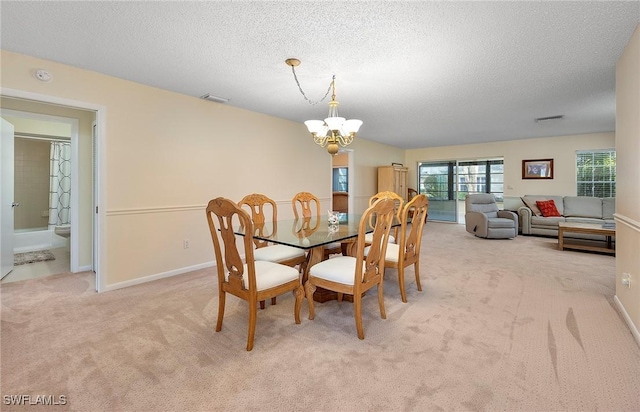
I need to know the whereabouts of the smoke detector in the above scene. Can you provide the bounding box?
[33,69,53,82]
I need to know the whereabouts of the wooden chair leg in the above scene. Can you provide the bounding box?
[337,292,344,302]
[293,286,303,324]
[354,291,365,339]
[377,283,387,319]
[260,300,265,309]
[216,290,226,332]
[247,300,258,351]
[398,265,408,303]
[414,261,422,292]
[305,281,317,320]
[271,297,277,305]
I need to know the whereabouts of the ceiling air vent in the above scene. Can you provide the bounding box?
[200,93,230,103]
[535,115,564,123]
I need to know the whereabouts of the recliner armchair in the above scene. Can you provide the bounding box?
[465,194,518,239]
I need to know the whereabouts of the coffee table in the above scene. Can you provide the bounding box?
[557,221,615,255]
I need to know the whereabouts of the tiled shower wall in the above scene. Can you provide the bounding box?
[14,137,50,230]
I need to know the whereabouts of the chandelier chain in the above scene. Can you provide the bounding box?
[290,66,334,106]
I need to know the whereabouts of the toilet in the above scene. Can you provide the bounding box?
[54,225,71,251]
[54,224,71,238]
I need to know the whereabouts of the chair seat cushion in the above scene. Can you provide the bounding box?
[364,243,400,263]
[253,244,305,262]
[232,261,300,291]
[383,243,400,263]
[309,256,365,285]
[487,218,516,229]
[364,232,395,244]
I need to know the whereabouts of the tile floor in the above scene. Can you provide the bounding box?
[1,247,71,283]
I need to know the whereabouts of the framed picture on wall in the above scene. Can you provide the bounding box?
[522,158,554,179]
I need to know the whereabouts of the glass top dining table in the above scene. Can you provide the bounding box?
[235,212,400,301]
[235,213,365,250]
[235,212,400,282]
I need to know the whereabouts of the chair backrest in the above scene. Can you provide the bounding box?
[369,191,404,238]
[369,191,404,219]
[238,193,277,249]
[292,191,321,220]
[408,188,418,200]
[354,197,396,290]
[398,194,429,263]
[465,194,499,218]
[206,197,257,293]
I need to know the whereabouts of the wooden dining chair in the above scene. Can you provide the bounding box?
[305,197,396,340]
[239,193,307,309]
[377,194,429,303]
[238,193,307,268]
[365,191,404,244]
[206,197,304,351]
[292,191,342,258]
[406,188,426,222]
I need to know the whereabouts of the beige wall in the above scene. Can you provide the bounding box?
[332,153,348,167]
[349,139,405,212]
[404,132,615,198]
[1,50,401,289]
[615,25,640,341]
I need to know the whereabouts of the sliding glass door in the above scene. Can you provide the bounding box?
[418,161,457,222]
[418,158,504,223]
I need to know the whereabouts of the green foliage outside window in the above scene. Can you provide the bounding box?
[576,151,616,198]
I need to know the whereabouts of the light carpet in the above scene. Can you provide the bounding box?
[1,223,639,411]
[13,250,55,266]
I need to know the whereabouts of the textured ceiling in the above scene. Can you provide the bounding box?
[1,1,639,149]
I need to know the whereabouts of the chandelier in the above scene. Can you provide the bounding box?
[286,58,363,155]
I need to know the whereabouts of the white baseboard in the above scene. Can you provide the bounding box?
[77,265,93,272]
[102,261,215,292]
[614,295,640,347]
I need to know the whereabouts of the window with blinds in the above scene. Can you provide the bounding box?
[576,150,616,198]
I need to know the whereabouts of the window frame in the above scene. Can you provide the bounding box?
[576,150,616,198]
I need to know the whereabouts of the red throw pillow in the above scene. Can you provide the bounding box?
[536,200,561,217]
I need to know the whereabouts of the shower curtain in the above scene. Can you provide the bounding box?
[48,142,71,229]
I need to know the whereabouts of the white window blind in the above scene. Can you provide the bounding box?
[576,150,616,197]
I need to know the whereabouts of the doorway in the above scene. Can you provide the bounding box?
[0,92,102,290]
[331,149,354,213]
[4,112,74,282]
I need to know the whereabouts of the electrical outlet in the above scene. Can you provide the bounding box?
[621,273,631,288]
[183,239,190,249]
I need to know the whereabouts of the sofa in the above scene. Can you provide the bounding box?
[513,195,615,239]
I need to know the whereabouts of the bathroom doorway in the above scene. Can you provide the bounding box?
[1,98,96,284]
